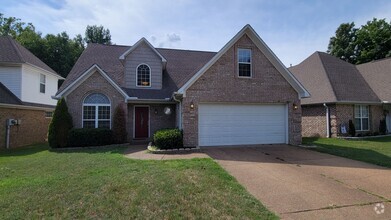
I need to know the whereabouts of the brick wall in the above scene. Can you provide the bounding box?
[66,71,126,129]
[182,34,301,146]
[127,104,176,141]
[302,104,384,137]
[302,105,327,137]
[0,107,51,148]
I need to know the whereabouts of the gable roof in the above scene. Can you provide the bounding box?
[178,24,310,98]
[289,52,380,105]
[55,64,129,99]
[57,43,216,98]
[0,82,22,105]
[119,38,167,63]
[357,57,391,102]
[0,36,60,77]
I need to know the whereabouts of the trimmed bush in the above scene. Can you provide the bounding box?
[153,128,183,149]
[112,105,127,144]
[67,128,113,147]
[48,98,73,148]
[379,119,387,135]
[348,120,356,137]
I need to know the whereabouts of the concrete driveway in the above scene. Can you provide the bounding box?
[204,145,391,220]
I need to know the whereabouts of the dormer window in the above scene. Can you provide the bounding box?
[238,48,252,77]
[137,64,151,87]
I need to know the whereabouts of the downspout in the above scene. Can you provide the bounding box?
[172,93,182,130]
[323,103,330,138]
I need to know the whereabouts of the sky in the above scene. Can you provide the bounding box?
[1,0,390,66]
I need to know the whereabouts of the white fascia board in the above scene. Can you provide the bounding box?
[55,64,129,99]
[119,38,167,63]
[178,24,310,99]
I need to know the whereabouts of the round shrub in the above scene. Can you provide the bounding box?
[153,129,183,150]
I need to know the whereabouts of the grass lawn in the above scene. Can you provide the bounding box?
[303,137,391,168]
[0,144,277,219]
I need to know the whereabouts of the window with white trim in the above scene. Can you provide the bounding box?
[82,93,111,128]
[238,48,251,77]
[354,105,369,131]
[137,64,151,87]
[40,74,46,93]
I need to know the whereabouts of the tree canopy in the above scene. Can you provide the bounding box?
[0,13,113,78]
[84,25,112,45]
[327,18,391,64]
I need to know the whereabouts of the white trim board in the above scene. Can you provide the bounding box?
[55,64,129,100]
[177,24,310,99]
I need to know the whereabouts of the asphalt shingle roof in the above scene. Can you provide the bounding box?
[58,43,216,99]
[0,82,22,105]
[357,57,391,102]
[0,36,59,76]
[289,52,380,105]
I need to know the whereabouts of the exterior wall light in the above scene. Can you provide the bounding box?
[293,103,298,110]
[154,108,158,115]
[190,101,195,110]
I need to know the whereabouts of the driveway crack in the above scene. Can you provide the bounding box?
[282,201,386,214]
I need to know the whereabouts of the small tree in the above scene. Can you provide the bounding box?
[112,105,127,144]
[379,119,387,135]
[48,98,73,148]
[348,120,356,137]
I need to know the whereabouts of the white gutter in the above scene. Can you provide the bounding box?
[323,103,330,138]
[172,92,182,130]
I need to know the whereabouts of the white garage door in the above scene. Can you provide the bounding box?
[198,104,287,147]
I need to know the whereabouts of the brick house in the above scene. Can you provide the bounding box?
[289,52,391,137]
[0,36,64,148]
[55,25,309,147]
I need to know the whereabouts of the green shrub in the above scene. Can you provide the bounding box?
[379,119,387,135]
[348,120,356,137]
[153,128,183,149]
[67,128,113,147]
[48,98,73,148]
[112,105,127,144]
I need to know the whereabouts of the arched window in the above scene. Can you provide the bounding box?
[137,64,151,87]
[82,93,111,128]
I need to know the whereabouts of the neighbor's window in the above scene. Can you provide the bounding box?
[238,48,252,77]
[354,105,369,131]
[82,93,111,128]
[137,64,151,87]
[45,111,53,118]
[40,74,46,93]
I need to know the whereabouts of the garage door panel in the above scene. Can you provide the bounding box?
[198,104,287,146]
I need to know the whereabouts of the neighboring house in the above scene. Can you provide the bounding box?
[55,25,309,147]
[289,52,390,137]
[0,36,64,148]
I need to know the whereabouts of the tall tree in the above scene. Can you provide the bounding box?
[327,18,391,64]
[0,13,35,37]
[355,18,391,64]
[327,22,358,63]
[84,25,112,44]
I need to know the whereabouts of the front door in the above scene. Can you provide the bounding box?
[135,106,149,139]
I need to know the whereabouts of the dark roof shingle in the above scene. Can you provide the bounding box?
[58,43,216,98]
[289,52,380,104]
[357,57,391,102]
[0,82,22,105]
[0,36,59,76]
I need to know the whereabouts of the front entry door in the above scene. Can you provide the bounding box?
[135,107,149,138]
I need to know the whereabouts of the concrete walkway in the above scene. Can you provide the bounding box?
[203,145,391,220]
[124,145,209,160]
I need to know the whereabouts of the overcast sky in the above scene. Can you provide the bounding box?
[1,0,390,66]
